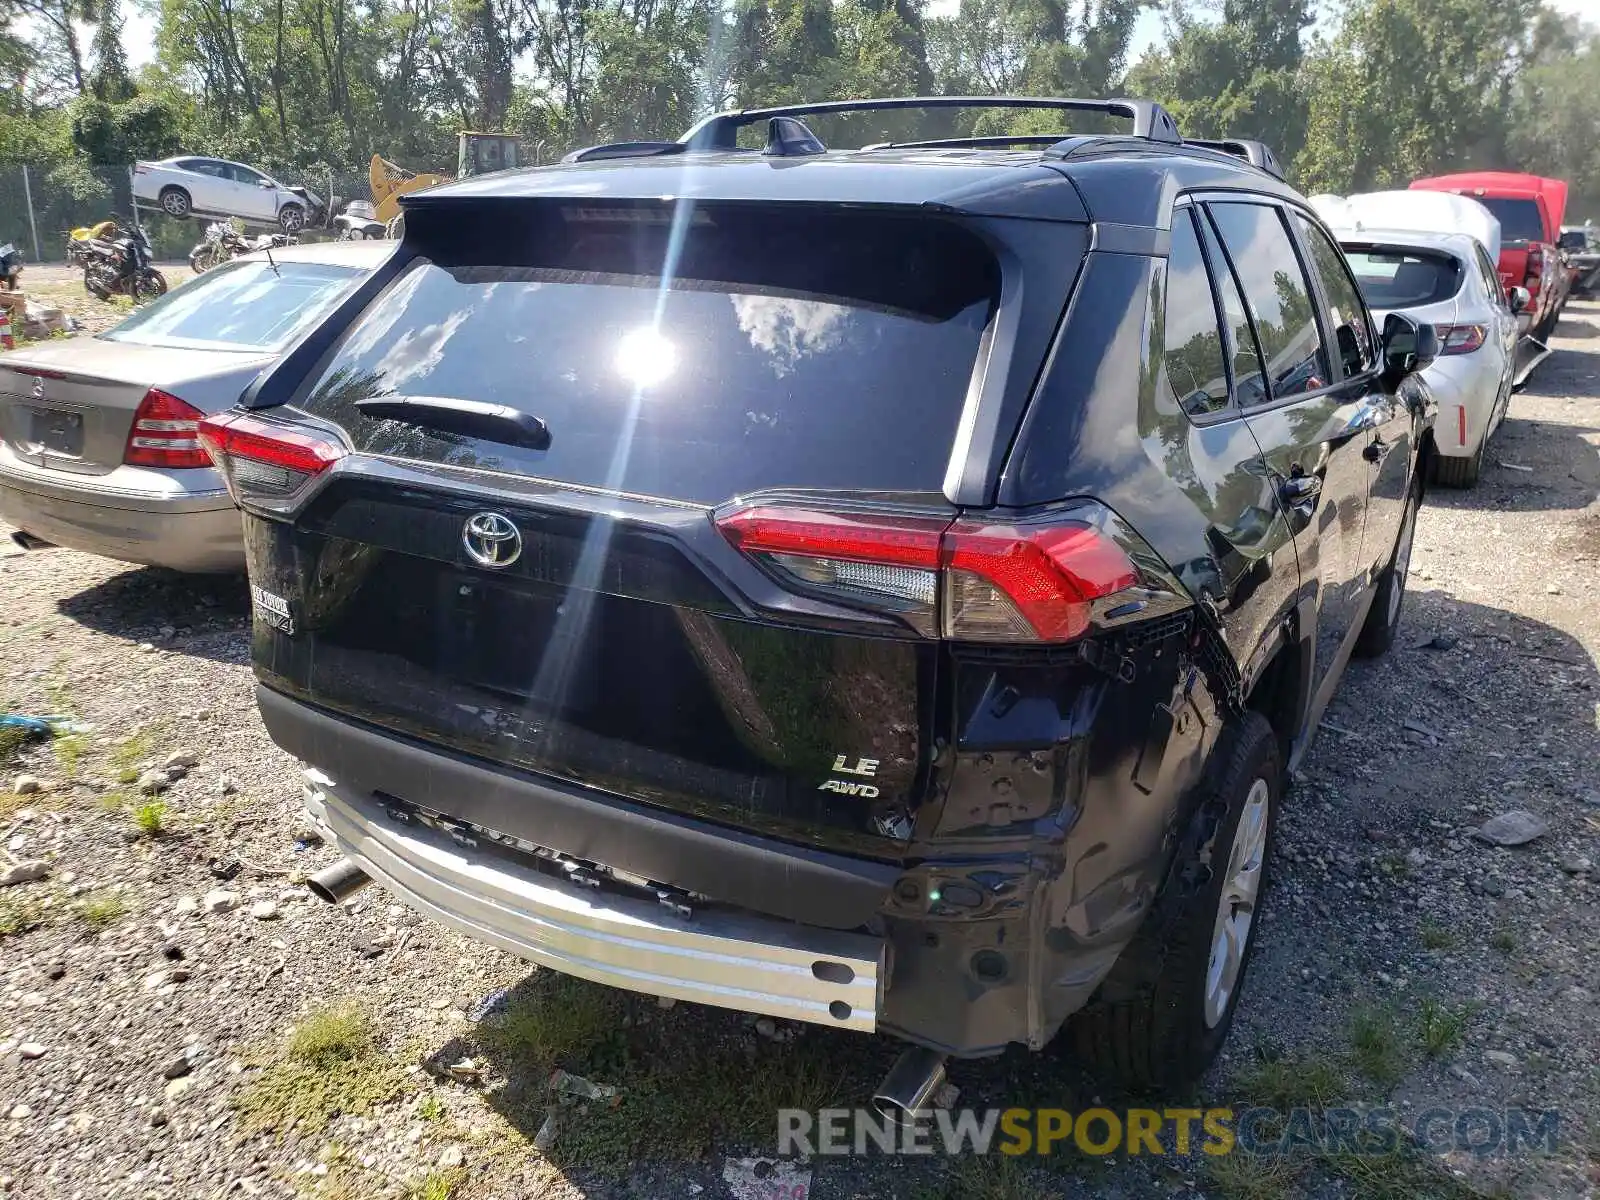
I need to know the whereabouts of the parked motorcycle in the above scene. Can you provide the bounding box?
[0,243,22,291]
[83,224,167,302]
[188,223,297,273]
[66,220,122,268]
[332,200,387,241]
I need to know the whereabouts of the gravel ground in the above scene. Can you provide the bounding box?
[12,263,197,338]
[1,305,1598,1200]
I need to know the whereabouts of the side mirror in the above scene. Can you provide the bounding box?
[1507,286,1530,315]
[1382,313,1437,377]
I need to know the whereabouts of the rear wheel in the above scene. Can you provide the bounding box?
[135,269,168,302]
[1353,477,1420,658]
[1071,711,1282,1091]
[159,186,192,219]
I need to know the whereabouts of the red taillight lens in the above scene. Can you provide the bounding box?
[716,505,1143,643]
[196,409,345,512]
[123,389,210,469]
[1435,324,1487,356]
[943,521,1140,642]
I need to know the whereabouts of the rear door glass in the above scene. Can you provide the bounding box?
[293,204,1000,504]
[1163,210,1230,416]
[1196,210,1268,408]
[1294,214,1375,378]
[1207,202,1330,402]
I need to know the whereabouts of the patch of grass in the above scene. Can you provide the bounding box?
[916,1155,1065,1200]
[0,723,31,764]
[133,799,167,837]
[235,1006,408,1133]
[52,733,88,776]
[77,891,128,930]
[97,789,131,813]
[110,729,156,780]
[1319,1147,1493,1200]
[1205,1151,1307,1200]
[1418,998,1473,1058]
[1349,1006,1408,1092]
[1231,1052,1350,1110]
[1419,919,1456,950]
[416,1094,445,1122]
[1489,928,1516,954]
[408,1169,467,1200]
[0,893,45,937]
[483,973,622,1067]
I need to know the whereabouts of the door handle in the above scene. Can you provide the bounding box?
[1278,474,1322,504]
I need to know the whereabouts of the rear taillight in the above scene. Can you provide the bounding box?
[123,389,210,469]
[133,163,148,174]
[717,504,1150,643]
[1435,324,1487,356]
[196,409,345,514]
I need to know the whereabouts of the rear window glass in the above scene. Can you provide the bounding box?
[294,205,999,504]
[1344,249,1462,308]
[1478,198,1544,243]
[103,260,362,351]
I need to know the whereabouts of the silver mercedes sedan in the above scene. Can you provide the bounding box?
[0,240,388,572]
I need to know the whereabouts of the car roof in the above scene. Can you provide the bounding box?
[406,141,1299,230]
[232,239,392,269]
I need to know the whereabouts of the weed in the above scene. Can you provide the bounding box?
[52,733,88,776]
[417,1094,446,1122]
[1419,919,1456,950]
[930,1155,1065,1200]
[1418,998,1473,1058]
[97,789,130,813]
[1232,1052,1350,1110]
[0,723,31,764]
[408,1169,467,1200]
[1205,1151,1306,1200]
[1318,1147,1492,1199]
[0,893,44,937]
[77,891,128,930]
[110,730,156,778]
[1489,928,1516,954]
[115,767,140,785]
[235,1006,407,1133]
[133,800,167,838]
[1349,1006,1408,1091]
[482,972,622,1066]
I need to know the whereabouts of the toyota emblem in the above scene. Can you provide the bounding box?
[462,512,522,568]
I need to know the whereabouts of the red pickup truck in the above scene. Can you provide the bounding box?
[1410,171,1571,340]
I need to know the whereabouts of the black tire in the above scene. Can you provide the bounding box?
[159,186,192,219]
[135,269,168,302]
[279,203,305,234]
[1429,445,1481,488]
[189,246,213,274]
[1353,477,1420,659]
[1071,711,1283,1092]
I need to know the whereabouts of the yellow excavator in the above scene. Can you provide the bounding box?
[367,135,526,226]
[369,155,451,226]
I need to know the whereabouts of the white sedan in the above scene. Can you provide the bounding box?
[1339,230,1525,487]
[132,156,322,234]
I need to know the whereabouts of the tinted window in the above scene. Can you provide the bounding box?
[1295,214,1373,377]
[1344,249,1463,308]
[1196,211,1267,408]
[1209,203,1329,400]
[182,160,226,178]
[1475,245,1504,306]
[228,164,268,186]
[295,205,1000,504]
[103,260,363,350]
[1478,197,1544,243]
[1163,211,1230,416]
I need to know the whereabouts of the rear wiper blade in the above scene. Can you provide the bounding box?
[355,396,550,450]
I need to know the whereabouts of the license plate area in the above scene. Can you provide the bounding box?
[438,571,600,711]
[31,407,84,457]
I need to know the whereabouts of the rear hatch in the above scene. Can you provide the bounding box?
[245,199,1022,858]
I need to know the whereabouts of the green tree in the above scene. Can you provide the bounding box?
[90,0,134,101]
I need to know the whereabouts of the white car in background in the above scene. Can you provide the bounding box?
[132,156,323,234]
[1315,193,1526,488]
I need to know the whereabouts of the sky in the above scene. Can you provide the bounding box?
[95,0,1600,81]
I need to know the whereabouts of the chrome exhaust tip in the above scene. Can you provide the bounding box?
[871,1046,947,1127]
[307,858,371,904]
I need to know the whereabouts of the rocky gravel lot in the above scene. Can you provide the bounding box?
[1,306,1598,1200]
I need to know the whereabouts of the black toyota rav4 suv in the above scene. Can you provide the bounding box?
[199,96,1437,1107]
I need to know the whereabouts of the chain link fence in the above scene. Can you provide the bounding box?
[3,164,375,266]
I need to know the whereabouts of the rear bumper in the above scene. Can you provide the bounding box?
[301,769,883,1032]
[0,458,243,572]
[1420,356,1501,458]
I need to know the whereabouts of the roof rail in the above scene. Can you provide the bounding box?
[682,96,1183,151]
[563,141,686,164]
[861,134,1073,151]
[1184,138,1284,179]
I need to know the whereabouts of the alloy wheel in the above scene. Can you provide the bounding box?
[1203,777,1271,1029]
